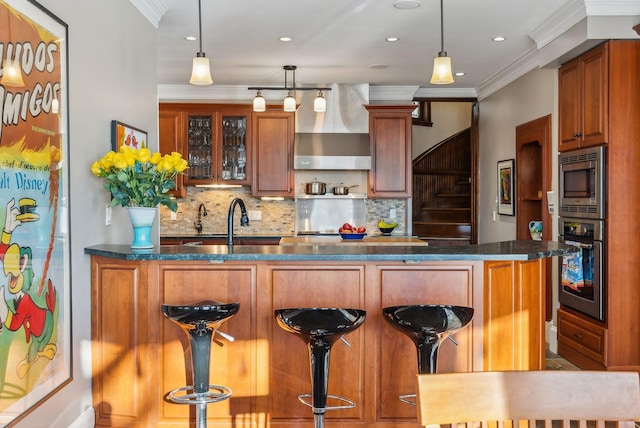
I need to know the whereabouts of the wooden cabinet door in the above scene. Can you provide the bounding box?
[558,43,608,152]
[159,109,187,198]
[251,111,294,197]
[558,58,582,152]
[375,264,478,422]
[155,263,257,427]
[365,105,414,198]
[266,265,367,426]
[580,43,608,148]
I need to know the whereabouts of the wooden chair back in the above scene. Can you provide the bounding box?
[416,370,640,428]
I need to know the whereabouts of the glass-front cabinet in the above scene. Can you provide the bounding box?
[183,106,251,186]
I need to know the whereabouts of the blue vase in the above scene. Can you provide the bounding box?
[127,207,157,249]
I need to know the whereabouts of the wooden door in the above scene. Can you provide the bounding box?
[558,58,581,152]
[251,111,294,197]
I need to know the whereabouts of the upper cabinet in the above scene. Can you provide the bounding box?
[159,103,252,187]
[558,43,609,152]
[251,110,295,198]
[365,105,414,198]
[158,108,187,198]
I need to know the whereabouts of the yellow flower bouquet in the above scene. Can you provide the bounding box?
[91,145,188,212]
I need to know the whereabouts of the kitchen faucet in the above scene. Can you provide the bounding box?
[227,198,249,246]
[194,203,208,234]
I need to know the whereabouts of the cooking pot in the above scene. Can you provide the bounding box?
[304,180,327,195]
[332,184,358,195]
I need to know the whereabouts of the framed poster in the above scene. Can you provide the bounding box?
[0,0,72,425]
[111,120,147,150]
[497,159,515,216]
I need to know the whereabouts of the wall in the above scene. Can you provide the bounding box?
[477,68,558,244]
[412,102,472,159]
[16,1,158,426]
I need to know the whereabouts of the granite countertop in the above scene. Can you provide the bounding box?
[85,240,576,262]
[279,236,429,246]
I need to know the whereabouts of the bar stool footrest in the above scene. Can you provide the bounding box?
[399,393,416,406]
[298,393,357,412]
[168,384,232,405]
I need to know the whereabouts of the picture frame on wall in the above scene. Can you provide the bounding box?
[111,120,148,150]
[497,159,515,216]
[0,0,72,424]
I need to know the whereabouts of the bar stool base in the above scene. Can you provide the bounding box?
[298,393,356,412]
[167,384,232,405]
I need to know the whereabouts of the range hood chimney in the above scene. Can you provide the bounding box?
[294,84,370,170]
[294,133,371,170]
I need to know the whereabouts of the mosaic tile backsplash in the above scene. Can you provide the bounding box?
[159,187,407,236]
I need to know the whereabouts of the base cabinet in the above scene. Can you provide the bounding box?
[91,257,545,427]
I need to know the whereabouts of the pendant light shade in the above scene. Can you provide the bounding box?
[1,59,25,87]
[430,0,454,85]
[283,91,296,112]
[430,53,454,84]
[313,91,326,112]
[253,90,266,112]
[189,0,213,85]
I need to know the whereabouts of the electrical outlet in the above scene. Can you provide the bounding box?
[389,208,396,219]
[248,210,262,221]
[171,210,177,221]
[105,205,112,226]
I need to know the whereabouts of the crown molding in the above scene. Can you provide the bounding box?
[158,85,253,102]
[368,86,420,102]
[412,87,478,99]
[529,0,586,50]
[129,0,167,28]
[584,0,640,15]
[475,46,540,101]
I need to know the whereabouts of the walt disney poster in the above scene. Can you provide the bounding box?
[0,0,71,425]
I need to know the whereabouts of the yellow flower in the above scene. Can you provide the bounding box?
[136,147,151,163]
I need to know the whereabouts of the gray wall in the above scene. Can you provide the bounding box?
[477,67,558,244]
[18,0,158,426]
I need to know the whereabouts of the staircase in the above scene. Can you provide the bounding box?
[412,129,472,246]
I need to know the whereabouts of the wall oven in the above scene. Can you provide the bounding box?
[558,217,604,321]
[559,146,605,219]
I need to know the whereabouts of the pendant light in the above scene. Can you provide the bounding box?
[430,0,454,85]
[189,0,213,85]
[249,65,331,113]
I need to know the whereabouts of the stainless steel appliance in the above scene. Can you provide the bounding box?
[295,194,367,235]
[559,146,605,219]
[558,217,604,321]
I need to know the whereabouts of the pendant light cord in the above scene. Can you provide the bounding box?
[439,0,445,53]
[197,0,204,55]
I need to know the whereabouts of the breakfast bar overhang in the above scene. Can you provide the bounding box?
[85,241,574,428]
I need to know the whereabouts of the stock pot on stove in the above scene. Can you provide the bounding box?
[304,180,327,195]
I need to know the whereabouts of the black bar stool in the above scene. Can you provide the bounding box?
[275,307,366,428]
[162,300,239,428]
[382,304,473,405]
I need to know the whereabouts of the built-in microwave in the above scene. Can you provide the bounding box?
[559,146,605,219]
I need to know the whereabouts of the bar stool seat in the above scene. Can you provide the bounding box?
[275,307,366,428]
[382,304,473,405]
[162,300,239,428]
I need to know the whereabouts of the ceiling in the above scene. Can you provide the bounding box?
[149,0,638,99]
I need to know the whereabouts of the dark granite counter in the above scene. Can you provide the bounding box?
[85,240,575,262]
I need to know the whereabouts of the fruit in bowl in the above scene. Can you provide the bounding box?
[378,219,398,235]
[339,223,366,240]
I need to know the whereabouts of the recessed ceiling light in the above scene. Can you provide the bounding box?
[393,0,421,9]
[185,36,196,41]
[492,36,506,42]
[370,64,388,69]
[455,72,465,76]
[386,37,399,42]
[279,36,293,42]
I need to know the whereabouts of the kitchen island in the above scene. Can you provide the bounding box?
[85,241,573,428]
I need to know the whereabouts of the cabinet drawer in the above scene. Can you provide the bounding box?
[558,308,606,365]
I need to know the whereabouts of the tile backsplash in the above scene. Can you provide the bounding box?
[160,187,407,236]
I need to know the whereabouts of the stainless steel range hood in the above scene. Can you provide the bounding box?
[294,133,371,170]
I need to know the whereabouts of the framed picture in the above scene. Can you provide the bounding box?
[497,159,515,216]
[111,120,148,150]
[0,0,72,424]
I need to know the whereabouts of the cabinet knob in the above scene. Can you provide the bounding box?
[572,332,583,340]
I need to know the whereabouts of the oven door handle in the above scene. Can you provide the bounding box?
[563,239,593,249]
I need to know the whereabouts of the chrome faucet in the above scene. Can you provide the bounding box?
[194,203,208,234]
[227,198,249,246]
